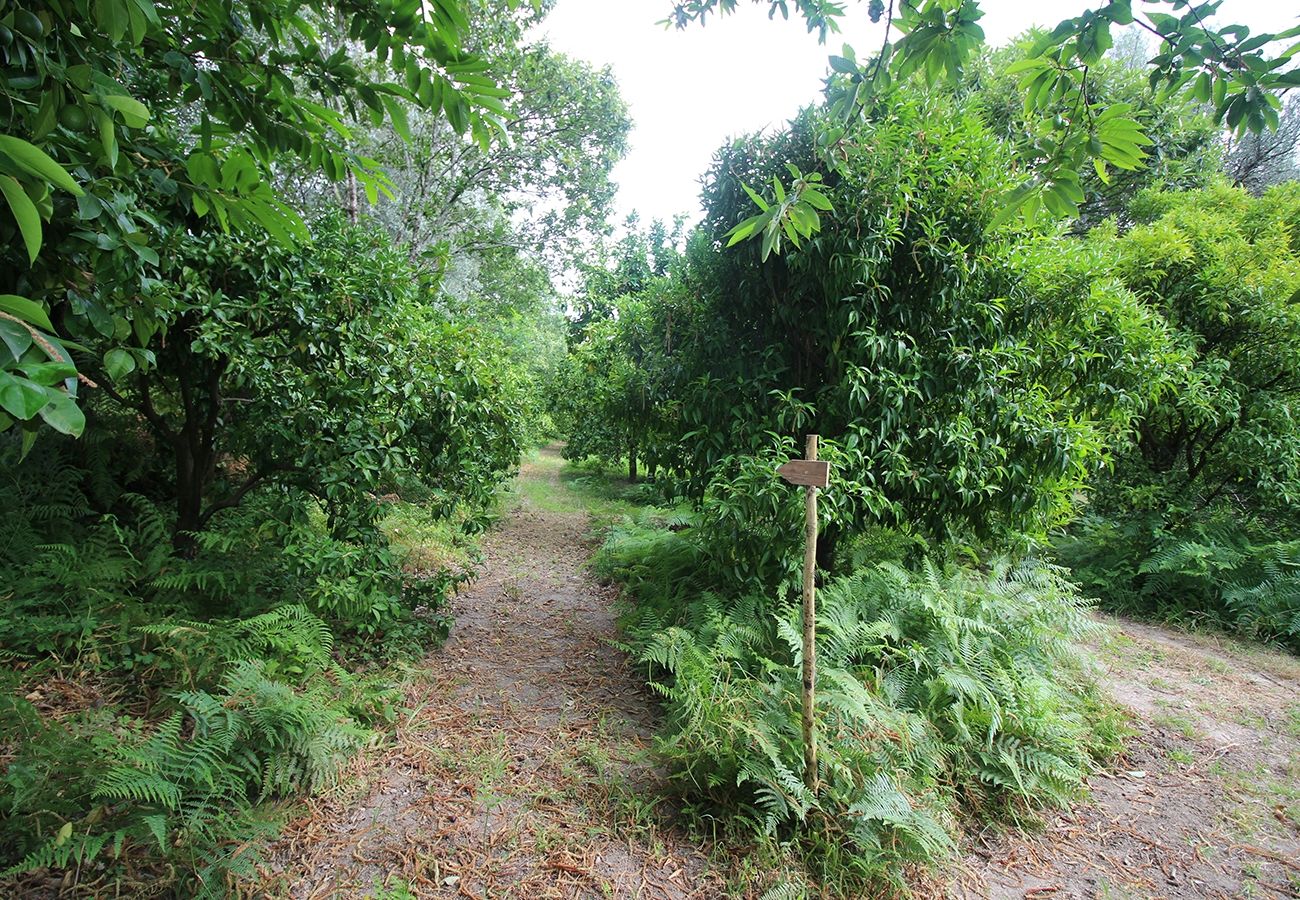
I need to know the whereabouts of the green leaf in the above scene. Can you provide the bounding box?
[381,95,411,142]
[0,136,83,196]
[801,188,834,211]
[38,391,86,437]
[741,182,770,212]
[726,212,768,247]
[96,109,118,167]
[0,319,33,361]
[104,348,136,381]
[760,223,777,261]
[0,175,42,263]
[20,361,77,386]
[0,294,54,331]
[102,94,150,128]
[0,371,49,420]
[991,182,1037,229]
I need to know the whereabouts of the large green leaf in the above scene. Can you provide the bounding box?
[0,294,54,331]
[0,371,49,420]
[0,134,84,195]
[37,391,86,437]
[0,175,42,263]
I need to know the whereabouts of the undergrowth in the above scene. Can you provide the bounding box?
[597,513,1124,895]
[0,445,483,895]
[1058,511,1300,653]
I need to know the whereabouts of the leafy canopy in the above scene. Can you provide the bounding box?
[0,0,530,441]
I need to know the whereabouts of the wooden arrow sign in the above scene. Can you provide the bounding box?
[777,458,830,487]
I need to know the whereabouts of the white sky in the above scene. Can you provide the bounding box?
[531,0,1299,226]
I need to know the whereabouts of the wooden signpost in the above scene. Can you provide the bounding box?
[778,434,829,791]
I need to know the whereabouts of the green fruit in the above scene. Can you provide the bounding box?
[14,10,44,39]
[59,105,88,131]
[0,24,14,46]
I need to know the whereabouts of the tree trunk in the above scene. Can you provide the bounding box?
[628,444,638,483]
[173,441,204,556]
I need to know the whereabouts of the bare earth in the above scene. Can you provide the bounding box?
[263,448,1300,899]
[956,620,1300,900]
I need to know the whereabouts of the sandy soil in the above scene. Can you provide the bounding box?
[956,619,1300,900]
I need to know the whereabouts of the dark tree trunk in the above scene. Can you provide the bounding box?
[628,444,638,483]
[172,436,207,554]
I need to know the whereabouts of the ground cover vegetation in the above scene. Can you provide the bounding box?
[553,13,1300,894]
[2,0,1298,895]
[0,0,629,893]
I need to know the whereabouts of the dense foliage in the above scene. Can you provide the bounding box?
[561,90,1178,559]
[557,32,1300,892]
[597,515,1122,892]
[2,0,1298,893]
[0,0,620,892]
[1058,182,1300,648]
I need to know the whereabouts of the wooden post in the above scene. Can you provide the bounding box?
[778,435,829,792]
[799,434,819,791]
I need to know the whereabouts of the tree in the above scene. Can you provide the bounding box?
[552,219,687,479]
[1090,181,1300,517]
[966,32,1220,230]
[1,0,524,441]
[561,95,1180,584]
[89,216,524,553]
[667,0,1300,247]
[283,9,631,277]
[1224,95,1300,194]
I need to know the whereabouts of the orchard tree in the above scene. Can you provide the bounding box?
[1091,181,1300,518]
[0,0,527,443]
[667,0,1300,248]
[966,34,1219,229]
[625,95,1181,567]
[90,216,524,552]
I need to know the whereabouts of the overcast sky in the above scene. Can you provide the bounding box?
[531,0,1298,227]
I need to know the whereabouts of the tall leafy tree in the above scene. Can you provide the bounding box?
[0,0,525,442]
[91,217,524,552]
[668,0,1300,246]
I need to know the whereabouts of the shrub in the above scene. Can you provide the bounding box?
[1,661,375,896]
[601,519,1119,891]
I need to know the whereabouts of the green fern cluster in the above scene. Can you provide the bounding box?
[1059,512,1300,652]
[2,660,370,895]
[0,444,446,893]
[601,522,1117,892]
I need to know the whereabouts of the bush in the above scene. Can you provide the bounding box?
[1058,512,1300,651]
[600,519,1121,892]
[0,438,460,892]
[1,661,377,896]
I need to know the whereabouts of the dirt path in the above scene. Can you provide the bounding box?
[261,448,720,898]
[957,618,1300,900]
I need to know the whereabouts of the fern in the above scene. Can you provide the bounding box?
[601,517,1114,890]
[1061,512,1300,650]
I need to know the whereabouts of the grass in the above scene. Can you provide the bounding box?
[1151,705,1202,740]
[383,499,483,573]
[1285,703,1300,738]
[511,449,684,530]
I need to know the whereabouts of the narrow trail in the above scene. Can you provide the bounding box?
[262,447,720,898]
